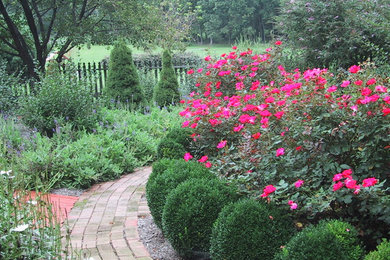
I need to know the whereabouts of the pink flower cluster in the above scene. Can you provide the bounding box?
[332,169,378,194]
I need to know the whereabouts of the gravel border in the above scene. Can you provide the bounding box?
[138,214,183,260]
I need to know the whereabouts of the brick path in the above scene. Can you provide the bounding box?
[63,167,152,260]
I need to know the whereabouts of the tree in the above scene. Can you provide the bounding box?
[0,0,166,82]
[153,50,180,107]
[105,41,144,106]
[275,0,390,68]
[196,0,280,44]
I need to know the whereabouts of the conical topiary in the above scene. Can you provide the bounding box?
[153,50,180,107]
[106,41,145,107]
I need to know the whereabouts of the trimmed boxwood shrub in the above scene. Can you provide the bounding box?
[162,178,240,258]
[146,160,215,229]
[365,239,390,260]
[156,127,193,160]
[153,50,180,107]
[105,41,145,107]
[156,138,186,160]
[210,199,295,260]
[149,158,178,184]
[275,219,364,260]
[164,127,192,148]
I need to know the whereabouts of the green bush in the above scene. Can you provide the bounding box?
[275,219,364,260]
[162,178,239,258]
[365,239,390,260]
[153,50,180,107]
[18,72,99,136]
[156,126,193,160]
[164,127,192,148]
[276,0,390,68]
[146,160,215,229]
[150,158,178,179]
[210,199,295,260]
[156,138,186,160]
[105,41,145,107]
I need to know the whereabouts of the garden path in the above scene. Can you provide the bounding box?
[63,167,152,260]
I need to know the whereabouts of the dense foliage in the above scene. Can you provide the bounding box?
[275,219,364,260]
[181,44,390,246]
[106,42,145,106]
[146,159,215,228]
[154,50,180,107]
[210,199,295,260]
[276,0,390,68]
[365,239,390,260]
[19,72,99,136]
[162,178,239,258]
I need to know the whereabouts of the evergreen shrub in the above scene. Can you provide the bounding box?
[153,50,180,107]
[164,127,192,148]
[106,41,145,107]
[162,178,239,258]
[210,199,295,260]
[146,160,215,229]
[275,219,364,260]
[156,138,186,160]
[365,239,390,260]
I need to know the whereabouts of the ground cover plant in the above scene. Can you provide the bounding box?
[1,104,182,190]
[181,42,390,248]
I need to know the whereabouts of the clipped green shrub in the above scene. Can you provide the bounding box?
[162,178,240,258]
[164,127,192,148]
[365,239,390,260]
[275,219,364,260]
[156,138,186,160]
[153,50,180,107]
[156,126,193,160]
[146,160,216,229]
[210,199,295,260]
[19,72,99,136]
[105,41,145,106]
[148,159,182,190]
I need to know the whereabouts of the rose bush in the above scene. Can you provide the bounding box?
[180,42,390,246]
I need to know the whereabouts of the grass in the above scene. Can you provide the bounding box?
[68,43,269,63]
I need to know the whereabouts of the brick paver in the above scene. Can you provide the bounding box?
[62,167,152,260]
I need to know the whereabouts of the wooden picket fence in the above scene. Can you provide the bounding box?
[76,60,197,97]
[12,59,199,98]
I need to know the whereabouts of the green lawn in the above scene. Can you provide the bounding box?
[68,43,269,63]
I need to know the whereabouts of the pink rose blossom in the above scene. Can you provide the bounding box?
[184,153,193,161]
[362,177,378,187]
[294,180,304,188]
[217,140,227,149]
[276,148,285,157]
[198,155,208,163]
[348,65,360,74]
